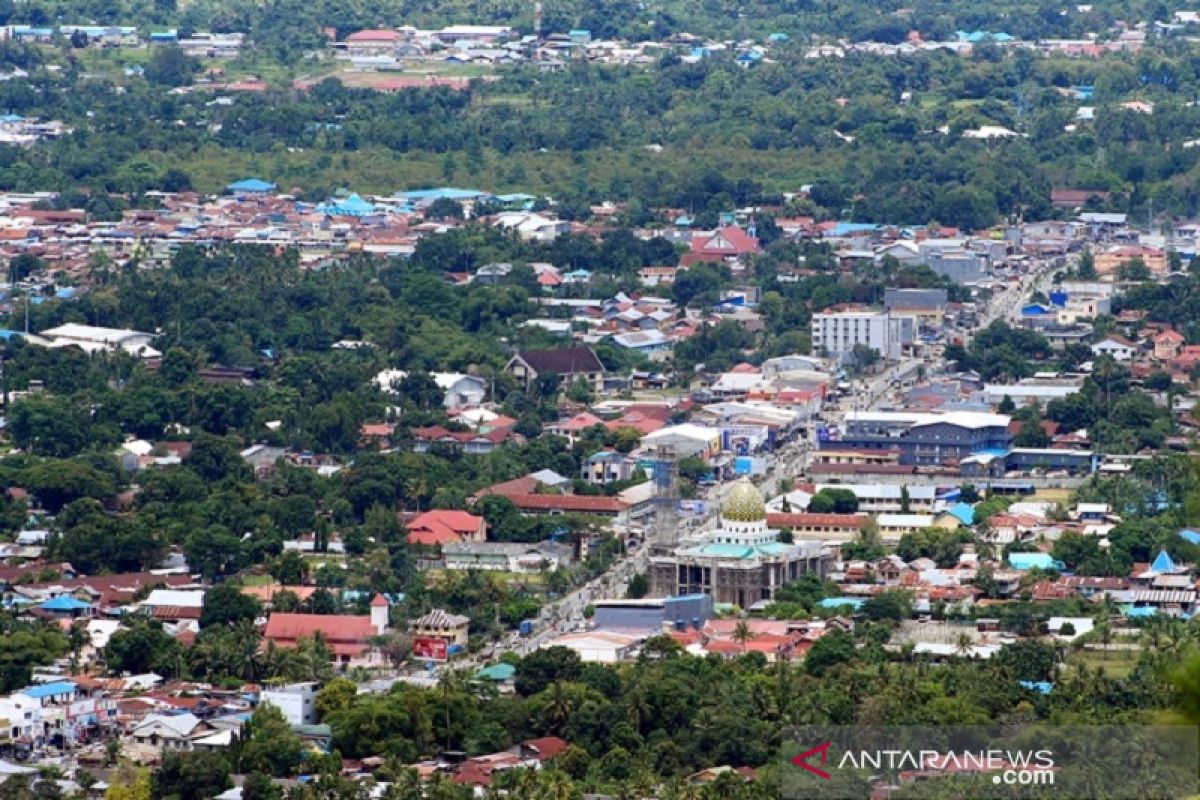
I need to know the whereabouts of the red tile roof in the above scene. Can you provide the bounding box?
[406,509,485,546]
[346,29,402,42]
[263,613,375,651]
[522,736,569,760]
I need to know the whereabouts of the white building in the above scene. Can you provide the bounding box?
[260,682,318,727]
[373,370,488,408]
[1090,335,1137,362]
[810,310,916,362]
[36,323,159,358]
[541,631,640,663]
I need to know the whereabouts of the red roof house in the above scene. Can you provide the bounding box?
[405,509,487,547]
[681,226,762,266]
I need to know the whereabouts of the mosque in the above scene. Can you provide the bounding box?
[649,478,829,608]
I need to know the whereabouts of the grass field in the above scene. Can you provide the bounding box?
[1066,649,1140,680]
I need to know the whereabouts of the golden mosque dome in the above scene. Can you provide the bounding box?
[722,478,766,523]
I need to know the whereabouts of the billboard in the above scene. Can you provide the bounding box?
[412,636,449,662]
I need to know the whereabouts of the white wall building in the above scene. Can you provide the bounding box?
[810,310,916,362]
[260,682,318,727]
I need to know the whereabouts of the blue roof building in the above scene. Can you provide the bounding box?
[1019,680,1053,694]
[395,187,491,203]
[1150,548,1177,573]
[20,680,77,699]
[1180,529,1200,546]
[475,663,516,682]
[39,595,92,613]
[227,178,276,194]
[818,597,865,610]
[945,502,975,526]
[1007,552,1064,571]
[317,193,375,217]
[830,222,880,236]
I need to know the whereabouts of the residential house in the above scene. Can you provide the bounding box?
[130,713,223,753]
[410,425,517,455]
[405,509,487,547]
[681,226,762,267]
[505,347,606,392]
[1154,330,1185,361]
[373,370,487,408]
[1090,334,1138,362]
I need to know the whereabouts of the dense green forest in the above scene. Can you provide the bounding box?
[1,31,1200,224]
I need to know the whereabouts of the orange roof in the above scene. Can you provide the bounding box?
[406,509,485,546]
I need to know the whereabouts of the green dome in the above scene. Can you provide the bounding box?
[722,478,766,523]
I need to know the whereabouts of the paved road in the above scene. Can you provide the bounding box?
[427,261,1071,673]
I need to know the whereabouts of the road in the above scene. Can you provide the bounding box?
[425,259,1068,674]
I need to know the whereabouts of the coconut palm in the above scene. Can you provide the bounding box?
[732,620,755,653]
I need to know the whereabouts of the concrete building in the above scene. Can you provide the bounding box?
[824,410,1012,467]
[649,479,828,607]
[260,683,318,727]
[883,288,949,325]
[441,541,571,573]
[591,594,714,632]
[810,310,916,362]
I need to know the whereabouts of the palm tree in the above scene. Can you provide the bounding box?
[732,620,755,654]
[1097,619,1114,659]
[543,680,574,734]
[67,623,88,674]
[955,633,974,658]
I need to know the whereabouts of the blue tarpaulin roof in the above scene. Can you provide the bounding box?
[39,595,91,611]
[1019,680,1053,695]
[1180,529,1200,545]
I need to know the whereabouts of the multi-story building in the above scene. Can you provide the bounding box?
[260,683,318,727]
[824,410,1012,466]
[883,288,949,326]
[649,479,829,608]
[810,310,916,362]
